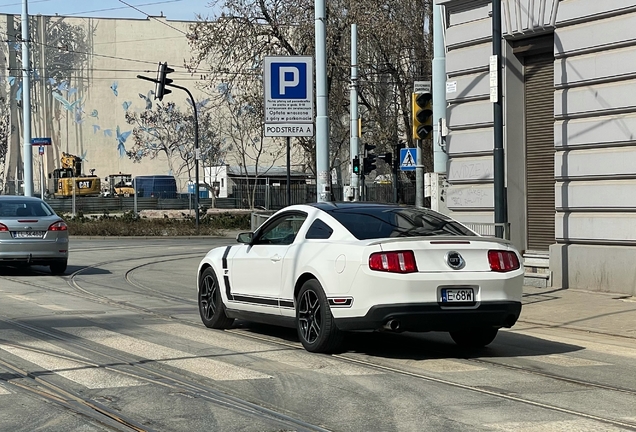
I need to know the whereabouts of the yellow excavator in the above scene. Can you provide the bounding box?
[49,152,101,198]
[105,173,135,197]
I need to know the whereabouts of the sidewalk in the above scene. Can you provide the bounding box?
[520,286,636,339]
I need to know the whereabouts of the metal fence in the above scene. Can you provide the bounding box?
[463,222,511,240]
[44,196,218,215]
[231,183,418,210]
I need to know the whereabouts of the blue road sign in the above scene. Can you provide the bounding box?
[400,148,417,171]
[264,56,314,138]
[31,137,52,145]
[271,62,307,99]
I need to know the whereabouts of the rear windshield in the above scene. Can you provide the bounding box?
[330,207,475,240]
[0,199,56,217]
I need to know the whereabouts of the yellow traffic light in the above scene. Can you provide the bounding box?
[412,92,433,140]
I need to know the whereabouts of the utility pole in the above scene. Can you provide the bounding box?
[286,136,291,206]
[349,24,360,201]
[22,0,33,196]
[432,1,447,174]
[492,0,507,238]
[315,0,330,202]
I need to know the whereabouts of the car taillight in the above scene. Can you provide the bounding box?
[48,221,68,231]
[0,223,8,232]
[369,251,418,274]
[488,250,520,272]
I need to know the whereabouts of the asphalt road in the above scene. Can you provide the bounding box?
[0,238,635,432]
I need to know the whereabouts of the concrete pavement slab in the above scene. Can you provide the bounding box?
[520,286,636,339]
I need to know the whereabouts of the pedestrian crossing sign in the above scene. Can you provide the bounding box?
[400,148,417,171]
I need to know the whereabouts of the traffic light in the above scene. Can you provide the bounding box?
[352,155,360,175]
[377,152,392,167]
[363,144,377,175]
[155,62,174,101]
[412,91,433,140]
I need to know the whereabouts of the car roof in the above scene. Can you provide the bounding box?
[0,195,44,202]
[308,202,418,212]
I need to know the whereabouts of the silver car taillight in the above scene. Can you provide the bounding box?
[0,223,8,231]
[48,221,68,231]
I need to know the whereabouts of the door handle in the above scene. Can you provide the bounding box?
[270,254,282,262]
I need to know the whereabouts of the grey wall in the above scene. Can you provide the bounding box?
[552,1,636,295]
[441,0,552,249]
[443,0,494,227]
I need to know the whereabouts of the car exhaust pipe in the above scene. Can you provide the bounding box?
[383,319,401,331]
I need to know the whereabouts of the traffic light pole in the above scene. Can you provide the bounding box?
[492,0,507,238]
[21,0,33,196]
[137,74,200,232]
[349,23,360,202]
[415,139,424,208]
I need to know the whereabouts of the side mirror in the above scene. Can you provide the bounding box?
[236,232,253,244]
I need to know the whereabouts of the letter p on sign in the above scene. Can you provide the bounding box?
[272,62,306,99]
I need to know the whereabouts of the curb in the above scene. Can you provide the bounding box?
[69,234,239,240]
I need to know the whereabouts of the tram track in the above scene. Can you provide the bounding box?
[0,317,331,432]
[3,250,636,430]
[90,255,636,429]
[121,260,636,430]
[0,354,152,432]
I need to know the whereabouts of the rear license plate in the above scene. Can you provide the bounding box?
[441,288,474,303]
[12,231,46,239]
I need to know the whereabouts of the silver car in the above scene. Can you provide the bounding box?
[0,195,69,274]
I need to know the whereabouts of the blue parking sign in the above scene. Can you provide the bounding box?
[264,56,313,130]
[271,62,307,99]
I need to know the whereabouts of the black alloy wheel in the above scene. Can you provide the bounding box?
[199,267,234,329]
[296,279,344,353]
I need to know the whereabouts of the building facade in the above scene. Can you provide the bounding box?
[439,0,636,295]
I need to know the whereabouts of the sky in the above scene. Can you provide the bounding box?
[0,0,213,22]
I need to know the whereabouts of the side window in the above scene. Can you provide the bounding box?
[305,219,333,240]
[256,213,307,245]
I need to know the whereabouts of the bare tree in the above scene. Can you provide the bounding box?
[187,0,433,182]
[215,84,285,208]
[0,97,9,190]
[124,101,225,190]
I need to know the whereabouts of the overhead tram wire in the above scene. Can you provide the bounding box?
[0,31,256,77]
[65,0,184,17]
[117,0,189,36]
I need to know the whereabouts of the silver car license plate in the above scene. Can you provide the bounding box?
[12,231,46,239]
[441,288,474,303]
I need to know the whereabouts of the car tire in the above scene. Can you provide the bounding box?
[50,260,67,275]
[449,328,499,349]
[296,279,344,353]
[198,267,234,329]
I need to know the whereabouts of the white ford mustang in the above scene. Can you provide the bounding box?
[197,203,523,353]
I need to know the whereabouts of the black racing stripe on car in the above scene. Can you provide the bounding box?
[279,299,294,309]
[223,275,234,301]
[232,295,279,307]
[222,246,232,269]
